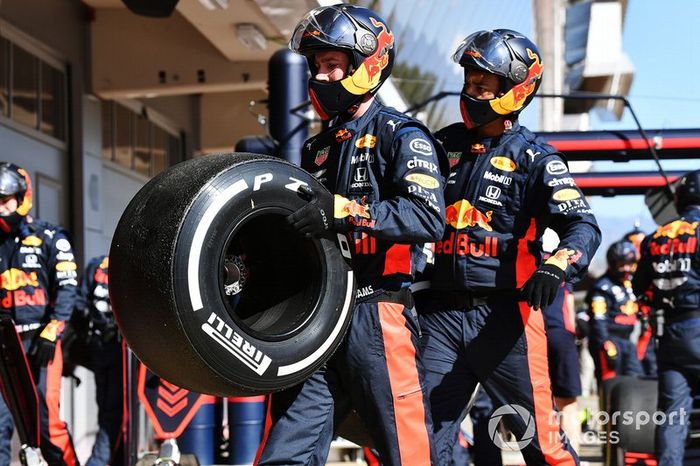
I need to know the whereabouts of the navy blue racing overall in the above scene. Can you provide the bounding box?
[419,121,600,465]
[634,206,700,465]
[256,100,447,466]
[0,219,79,466]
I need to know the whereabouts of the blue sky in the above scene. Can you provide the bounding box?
[584,1,700,272]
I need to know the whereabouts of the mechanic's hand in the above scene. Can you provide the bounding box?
[286,185,335,238]
[521,264,566,311]
[29,321,62,367]
[602,340,618,371]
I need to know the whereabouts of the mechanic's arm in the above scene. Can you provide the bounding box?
[48,230,79,323]
[338,129,447,242]
[587,291,610,351]
[530,154,602,283]
[632,235,654,296]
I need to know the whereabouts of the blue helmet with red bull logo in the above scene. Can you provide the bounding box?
[289,5,395,120]
[453,29,543,129]
[0,162,32,233]
[675,168,700,211]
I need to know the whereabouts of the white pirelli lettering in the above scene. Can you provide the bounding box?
[253,173,273,191]
[203,312,271,374]
[285,177,308,193]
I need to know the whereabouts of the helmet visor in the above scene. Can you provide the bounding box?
[452,31,515,78]
[0,168,24,197]
[289,6,361,54]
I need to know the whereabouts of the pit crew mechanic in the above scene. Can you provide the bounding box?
[0,162,79,466]
[633,169,700,466]
[255,5,447,466]
[585,240,643,384]
[418,29,601,465]
[76,255,124,466]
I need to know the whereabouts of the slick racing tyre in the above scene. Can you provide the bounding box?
[608,377,658,456]
[110,153,356,396]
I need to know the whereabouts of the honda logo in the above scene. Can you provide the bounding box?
[354,167,368,182]
[486,185,501,200]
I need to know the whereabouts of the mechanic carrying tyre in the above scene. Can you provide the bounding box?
[585,240,644,385]
[633,168,700,465]
[254,5,448,465]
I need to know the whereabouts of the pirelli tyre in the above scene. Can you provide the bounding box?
[110,153,356,396]
[606,377,657,466]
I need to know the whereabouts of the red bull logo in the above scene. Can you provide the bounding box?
[335,129,352,142]
[650,236,697,256]
[340,18,394,95]
[490,48,543,115]
[470,144,486,154]
[336,197,375,228]
[340,200,370,219]
[652,220,698,239]
[0,268,39,291]
[16,168,32,216]
[1,289,46,308]
[545,248,581,270]
[435,232,498,257]
[445,200,492,231]
[303,30,321,38]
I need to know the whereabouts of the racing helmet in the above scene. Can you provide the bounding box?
[289,4,395,120]
[452,29,543,129]
[0,162,32,233]
[675,168,700,211]
[606,240,639,280]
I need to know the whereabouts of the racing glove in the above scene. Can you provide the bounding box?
[521,264,566,311]
[28,320,62,367]
[602,340,618,371]
[287,185,347,238]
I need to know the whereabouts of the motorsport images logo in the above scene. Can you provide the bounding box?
[488,404,536,451]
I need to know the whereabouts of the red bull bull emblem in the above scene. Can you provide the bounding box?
[0,268,39,291]
[0,269,45,307]
[303,30,321,38]
[336,196,374,228]
[490,48,543,115]
[339,200,371,219]
[340,18,394,95]
[545,248,581,270]
[653,220,698,239]
[470,144,486,154]
[335,129,352,142]
[444,200,493,231]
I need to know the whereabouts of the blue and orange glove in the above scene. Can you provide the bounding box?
[28,320,62,367]
[521,264,566,311]
[602,340,618,371]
